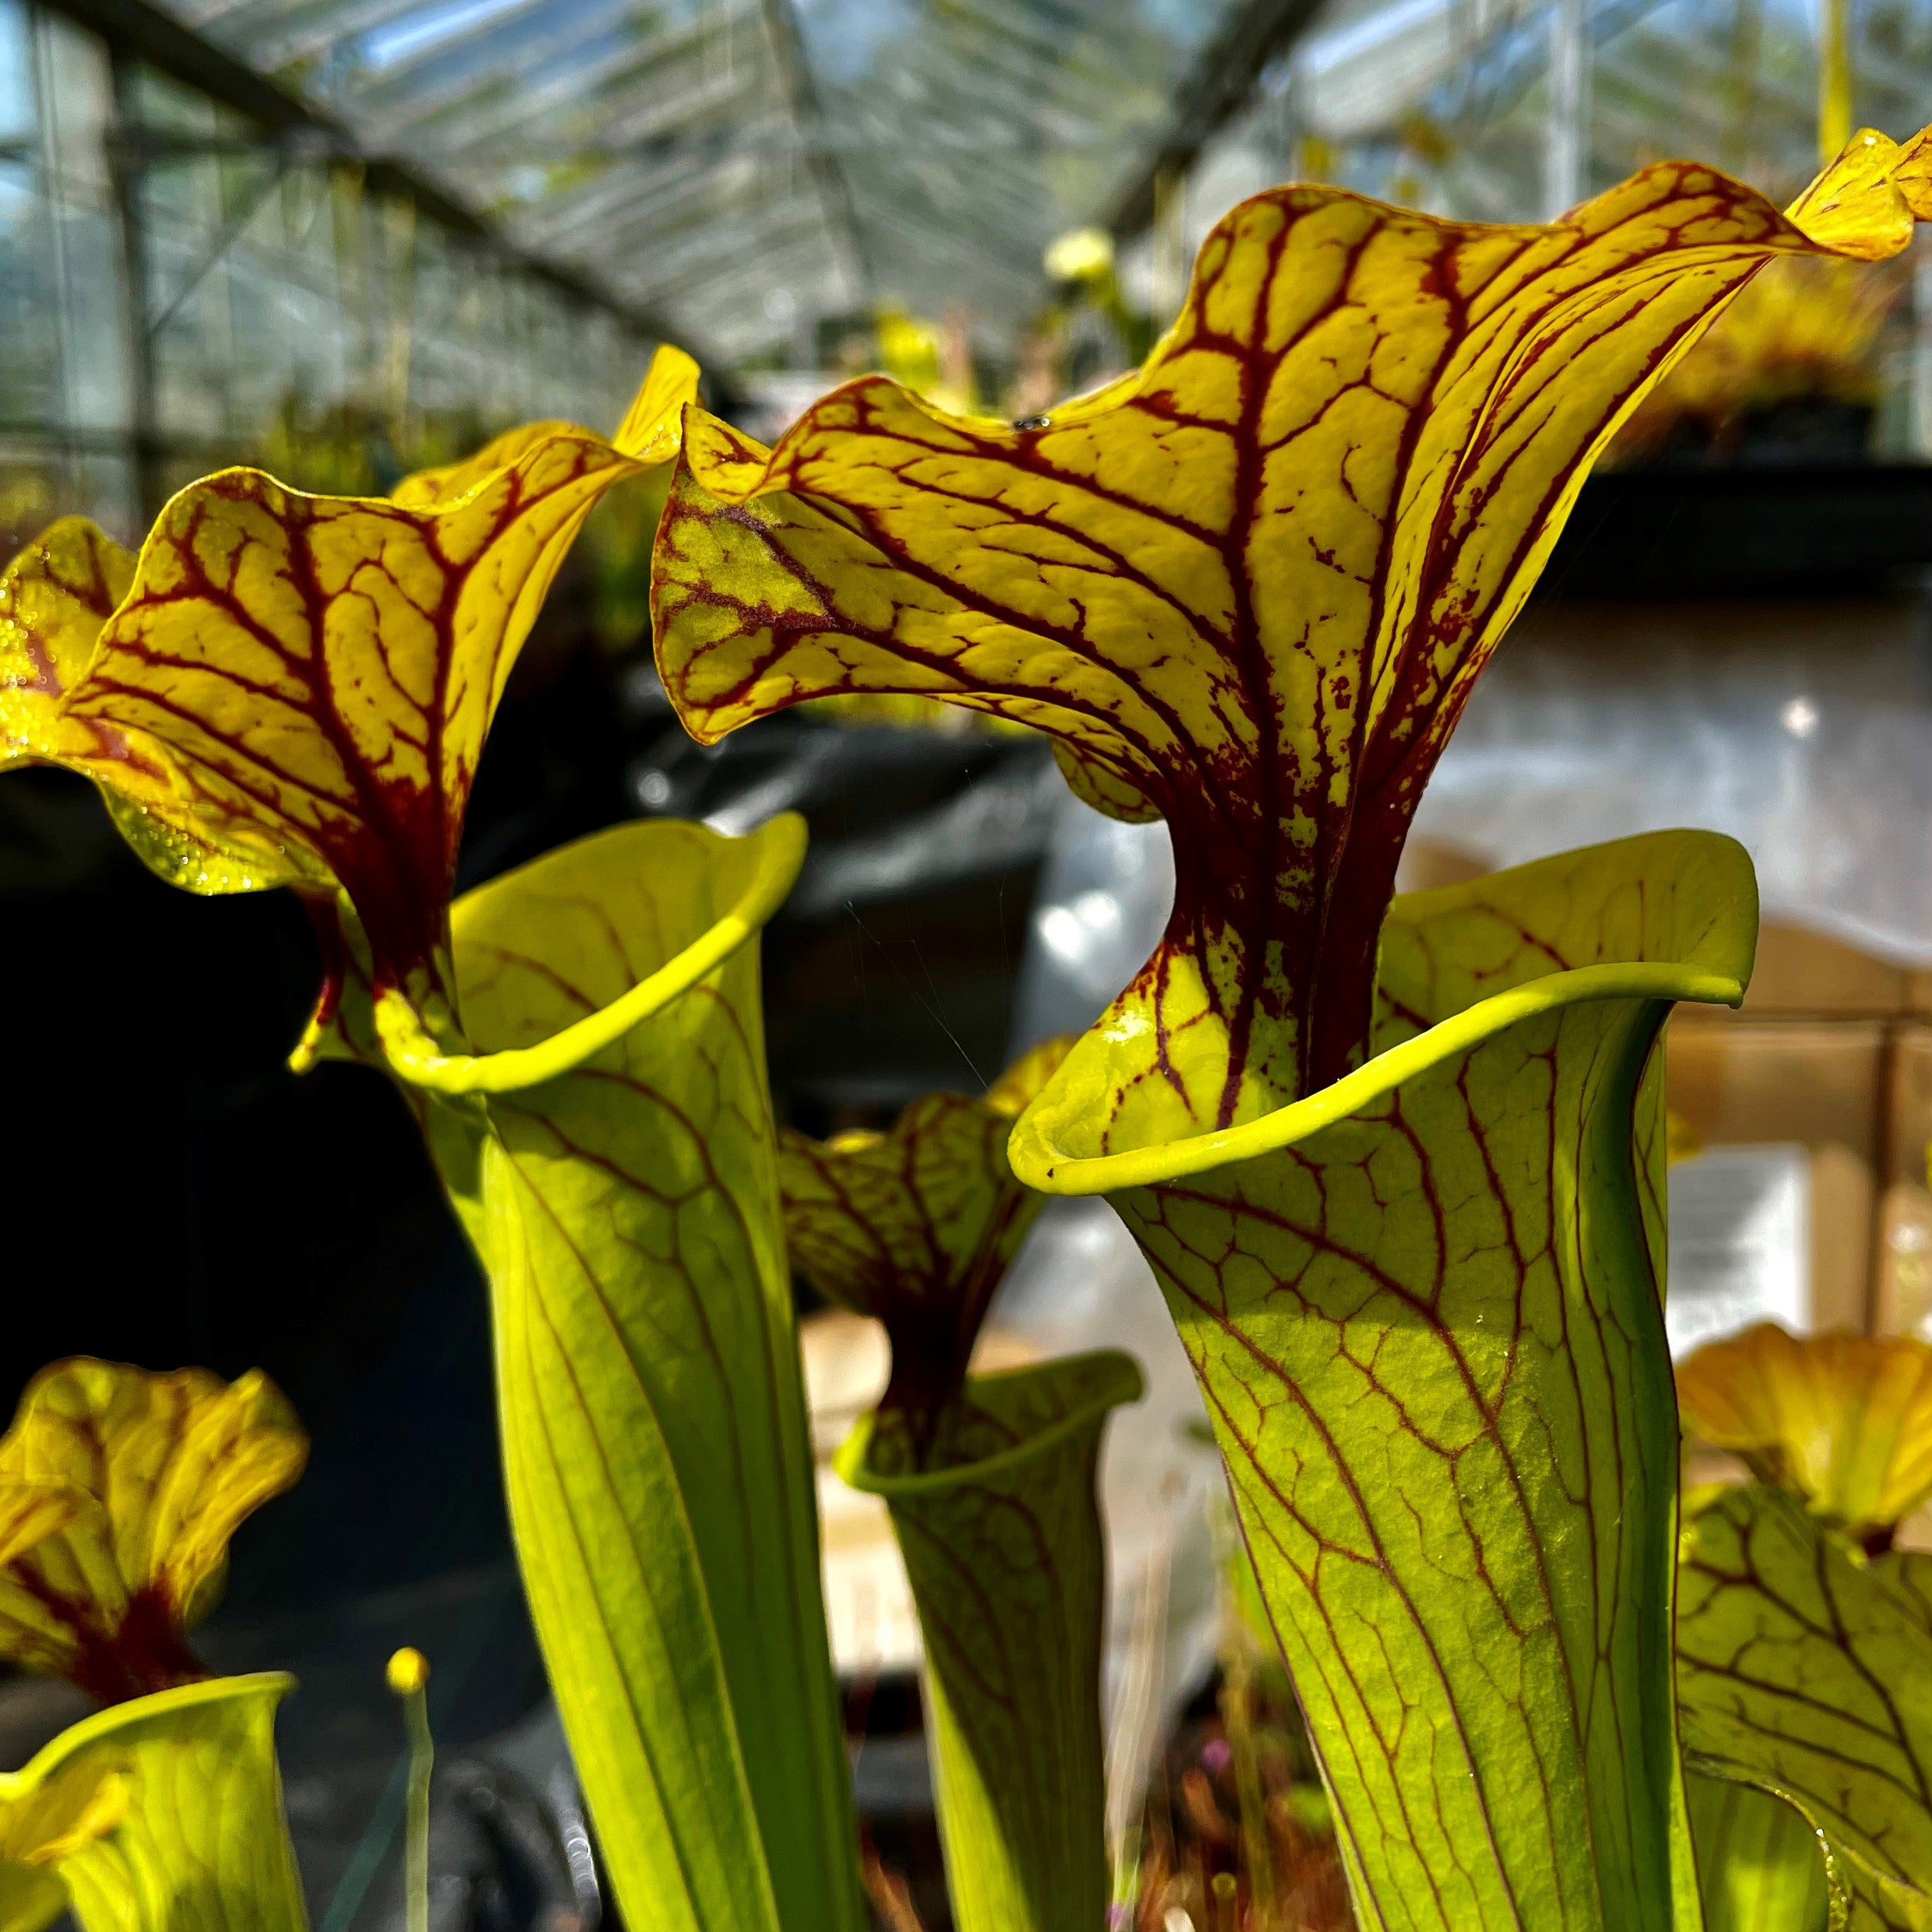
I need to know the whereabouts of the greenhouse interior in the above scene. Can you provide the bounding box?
[4,0,1932,1927]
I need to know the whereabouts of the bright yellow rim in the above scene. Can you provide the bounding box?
[1009,957,1745,1196]
[0,1672,296,1797]
[378,812,807,1097]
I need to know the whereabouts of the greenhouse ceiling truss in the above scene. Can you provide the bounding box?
[33,0,1315,367]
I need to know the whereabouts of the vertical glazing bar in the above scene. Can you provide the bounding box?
[104,47,157,520]
[1545,0,1591,216]
[28,4,138,534]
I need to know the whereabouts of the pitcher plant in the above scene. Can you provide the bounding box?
[654,127,1932,1932]
[6,110,1932,1932]
[1676,1326,1932,1930]
[0,1361,307,1932]
[782,1039,1138,1931]
[0,354,861,1932]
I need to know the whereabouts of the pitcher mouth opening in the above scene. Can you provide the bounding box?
[1009,960,1744,1196]
[368,813,806,1098]
[1007,831,1758,1197]
[0,1671,297,1794]
[836,1351,1145,1493]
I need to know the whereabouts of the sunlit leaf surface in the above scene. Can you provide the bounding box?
[1056,833,1752,1932]
[2,350,697,998]
[1678,1483,1932,1924]
[0,1362,305,1704]
[778,1038,1073,1442]
[657,130,1929,1133]
[838,1351,1140,1932]
[1678,1326,1932,1544]
[332,817,862,1932]
[0,518,133,775]
[9,1675,308,1932]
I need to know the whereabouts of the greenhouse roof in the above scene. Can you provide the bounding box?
[138,0,1296,364]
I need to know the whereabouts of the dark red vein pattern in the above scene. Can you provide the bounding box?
[59,429,638,994]
[1677,1483,1932,1922]
[655,151,1921,1129]
[1102,834,1753,1932]
[779,1085,1049,1449]
[0,1361,305,1705]
[381,819,862,1932]
[845,1351,1140,1932]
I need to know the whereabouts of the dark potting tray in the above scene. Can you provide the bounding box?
[1543,463,1932,599]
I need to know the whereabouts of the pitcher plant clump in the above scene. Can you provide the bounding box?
[5,100,1932,1932]
[656,124,1932,1932]
[0,351,865,1932]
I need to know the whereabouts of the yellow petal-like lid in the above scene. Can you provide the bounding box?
[656,128,1932,1166]
[1678,1323,1932,1540]
[2,348,701,1010]
[0,1361,307,1702]
[779,1038,1075,1439]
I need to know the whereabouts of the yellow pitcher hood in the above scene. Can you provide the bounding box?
[655,131,1924,1147]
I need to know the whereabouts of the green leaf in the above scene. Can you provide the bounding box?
[837,1351,1143,1932]
[1677,1483,1932,1927]
[16,1674,308,1932]
[354,813,862,1932]
[1686,1774,1828,1932]
[1013,831,1756,1932]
